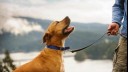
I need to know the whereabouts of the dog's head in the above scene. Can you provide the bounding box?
[43,16,74,44]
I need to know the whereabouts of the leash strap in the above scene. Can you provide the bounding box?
[70,33,107,53]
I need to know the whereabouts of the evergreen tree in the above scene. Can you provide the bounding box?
[0,50,16,72]
[3,50,16,70]
[0,60,3,72]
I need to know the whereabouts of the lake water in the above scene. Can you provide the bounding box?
[0,52,113,72]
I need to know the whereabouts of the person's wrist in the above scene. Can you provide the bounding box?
[112,22,121,27]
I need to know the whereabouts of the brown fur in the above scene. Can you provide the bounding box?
[14,16,74,72]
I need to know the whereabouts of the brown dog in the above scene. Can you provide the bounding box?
[14,16,74,72]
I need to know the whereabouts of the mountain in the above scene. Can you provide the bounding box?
[0,31,43,53]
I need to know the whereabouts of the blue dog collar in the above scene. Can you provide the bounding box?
[47,45,70,51]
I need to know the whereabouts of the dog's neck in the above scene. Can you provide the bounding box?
[46,36,65,48]
[43,36,65,56]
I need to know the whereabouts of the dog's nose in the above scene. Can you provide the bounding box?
[62,16,70,23]
[65,16,69,19]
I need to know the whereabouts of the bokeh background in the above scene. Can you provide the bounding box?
[0,0,119,72]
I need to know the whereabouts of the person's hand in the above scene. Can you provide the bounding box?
[107,22,120,36]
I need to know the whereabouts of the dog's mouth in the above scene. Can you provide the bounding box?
[62,25,74,35]
[61,16,74,35]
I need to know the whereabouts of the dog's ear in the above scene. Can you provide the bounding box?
[43,32,51,43]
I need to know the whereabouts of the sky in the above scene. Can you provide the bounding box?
[0,0,115,35]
